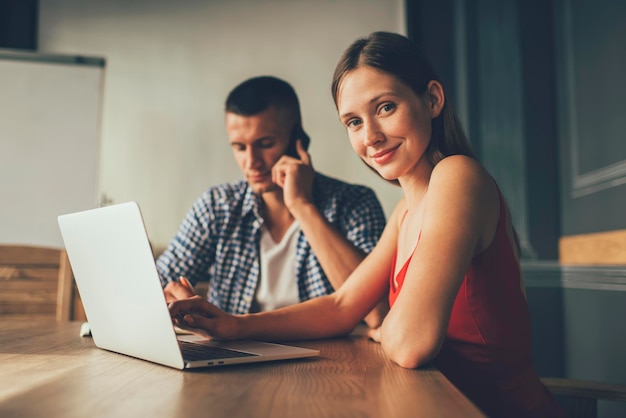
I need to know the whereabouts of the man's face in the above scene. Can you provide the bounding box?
[226,106,293,194]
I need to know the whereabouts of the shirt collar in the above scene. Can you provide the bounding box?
[241,183,265,221]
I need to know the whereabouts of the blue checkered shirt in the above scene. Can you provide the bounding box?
[156,173,386,315]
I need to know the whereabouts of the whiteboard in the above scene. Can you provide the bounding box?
[0,50,104,247]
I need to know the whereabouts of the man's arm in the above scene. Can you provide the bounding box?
[156,192,216,295]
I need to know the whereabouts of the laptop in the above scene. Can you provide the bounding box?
[57,201,319,370]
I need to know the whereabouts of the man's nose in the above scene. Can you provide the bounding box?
[244,147,262,169]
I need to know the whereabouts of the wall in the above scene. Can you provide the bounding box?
[552,1,626,416]
[556,0,626,266]
[37,0,405,251]
[557,0,626,237]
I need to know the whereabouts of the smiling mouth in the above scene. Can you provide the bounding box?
[371,144,400,163]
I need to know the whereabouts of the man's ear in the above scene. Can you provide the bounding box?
[427,80,445,119]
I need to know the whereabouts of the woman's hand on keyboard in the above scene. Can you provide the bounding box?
[168,296,240,340]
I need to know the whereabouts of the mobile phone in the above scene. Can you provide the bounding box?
[285,124,310,159]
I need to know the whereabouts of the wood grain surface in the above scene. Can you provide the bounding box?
[0,320,485,418]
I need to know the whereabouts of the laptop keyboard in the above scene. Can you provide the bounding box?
[179,340,258,362]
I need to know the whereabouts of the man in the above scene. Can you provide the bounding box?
[157,76,387,327]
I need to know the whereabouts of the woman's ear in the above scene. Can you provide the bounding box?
[427,80,445,119]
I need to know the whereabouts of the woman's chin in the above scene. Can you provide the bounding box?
[362,159,400,182]
[375,167,400,181]
[381,173,399,181]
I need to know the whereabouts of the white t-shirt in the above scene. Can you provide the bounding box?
[254,221,300,311]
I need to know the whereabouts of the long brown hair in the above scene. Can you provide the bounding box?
[332,31,474,184]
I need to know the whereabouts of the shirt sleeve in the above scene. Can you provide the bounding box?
[155,192,216,287]
[339,186,387,254]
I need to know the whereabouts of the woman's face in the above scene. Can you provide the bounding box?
[336,66,442,182]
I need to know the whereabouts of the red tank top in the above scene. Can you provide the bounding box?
[389,192,564,418]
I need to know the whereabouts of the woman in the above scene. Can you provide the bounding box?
[169,32,565,417]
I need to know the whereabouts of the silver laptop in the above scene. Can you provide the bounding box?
[57,201,319,370]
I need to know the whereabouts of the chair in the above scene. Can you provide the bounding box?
[542,377,626,418]
[0,244,85,321]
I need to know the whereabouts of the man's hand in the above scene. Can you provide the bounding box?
[271,139,315,210]
[164,276,196,303]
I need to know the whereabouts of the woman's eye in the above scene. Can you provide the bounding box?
[380,103,395,114]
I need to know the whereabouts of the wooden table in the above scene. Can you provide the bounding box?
[0,320,485,418]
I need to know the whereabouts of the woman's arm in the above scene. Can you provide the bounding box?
[380,156,500,368]
[169,202,404,342]
[287,195,388,328]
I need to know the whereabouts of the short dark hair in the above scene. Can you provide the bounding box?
[225,76,302,124]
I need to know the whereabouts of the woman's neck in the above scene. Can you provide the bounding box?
[398,161,433,210]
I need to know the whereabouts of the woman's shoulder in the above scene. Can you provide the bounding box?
[428,155,499,218]
[430,155,495,194]
[428,155,501,251]
[432,154,484,176]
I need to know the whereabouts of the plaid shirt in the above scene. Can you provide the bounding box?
[156,173,386,315]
